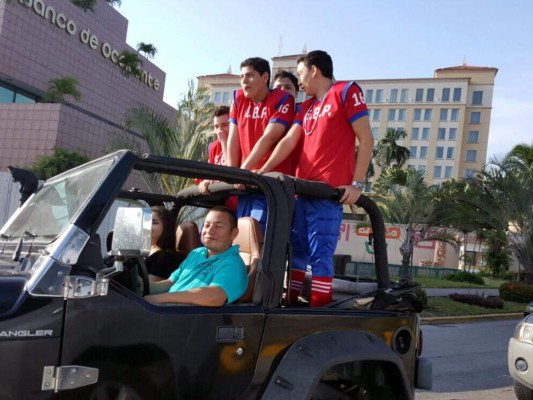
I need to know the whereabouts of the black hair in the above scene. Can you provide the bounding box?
[240,57,271,85]
[273,70,299,93]
[209,205,238,230]
[297,50,333,80]
[214,105,230,117]
[151,206,176,250]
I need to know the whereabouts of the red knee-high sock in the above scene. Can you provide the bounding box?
[289,269,306,305]
[311,276,333,307]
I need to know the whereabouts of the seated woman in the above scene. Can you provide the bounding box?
[148,206,185,281]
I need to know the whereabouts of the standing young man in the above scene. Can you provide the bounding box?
[227,57,295,232]
[260,50,374,307]
[272,70,299,99]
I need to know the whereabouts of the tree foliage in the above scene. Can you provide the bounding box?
[373,128,411,170]
[136,42,157,59]
[44,76,81,103]
[118,50,143,77]
[28,148,90,180]
[109,81,214,212]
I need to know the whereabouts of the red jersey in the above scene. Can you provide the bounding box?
[208,139,224,165]
[294,81,369,187]
[229,88,294,173]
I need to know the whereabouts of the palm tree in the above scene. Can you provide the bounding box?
[373,169,456,281]
[71,0,120,11]
[469,155,533,278]
[44,76,81,103]
[70,0,97,12]
[508,143,533,170]
[373,128,411,170]
[109,81,215,218]
[118,50,143,77]
[28,147,89,180]
[136,42,158,59]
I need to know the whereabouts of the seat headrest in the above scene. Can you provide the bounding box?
[234,217,263,265]
[176,221,201,254]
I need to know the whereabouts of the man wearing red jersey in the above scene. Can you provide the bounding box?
[259,50,374,307]
[197,106,237,211]
[227,57,295,233]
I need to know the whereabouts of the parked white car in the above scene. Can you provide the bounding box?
[509,314,533,400]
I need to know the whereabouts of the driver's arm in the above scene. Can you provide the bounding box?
[145,285,227,307]
[148,279,173,294]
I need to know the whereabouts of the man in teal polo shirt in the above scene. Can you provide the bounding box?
[145,206,248,306]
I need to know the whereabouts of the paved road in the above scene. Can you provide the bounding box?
[416,318,521,400]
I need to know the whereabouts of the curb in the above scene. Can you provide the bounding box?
[421,313,523,325]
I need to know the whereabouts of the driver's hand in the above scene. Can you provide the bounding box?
[337,185,362,205]
[234,183,246,191]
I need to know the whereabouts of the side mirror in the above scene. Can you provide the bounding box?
[111,207,151,257]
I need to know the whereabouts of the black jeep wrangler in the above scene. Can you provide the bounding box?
[0,150,431,399]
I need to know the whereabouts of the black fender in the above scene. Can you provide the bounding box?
[261,331,412,400]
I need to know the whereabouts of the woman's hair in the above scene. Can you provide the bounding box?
[151,206,176,251]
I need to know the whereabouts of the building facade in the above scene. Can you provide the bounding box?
[198,54,497,187]
[0,0,175,171]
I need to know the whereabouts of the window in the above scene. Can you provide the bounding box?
[442,88,450,102]
[426,88,435,102]
[435,146,444,158]
[398,109,406,121]
[14,93,35,104]
[448,128,457,140]
[214,92,221,103]
[222,92,229,104]
[387,109,396,121]
[464,169,474,178]
[439,109,448,121]
[437,128,446,140]
[375,89,383,103]
[400,88,408,103]
[409,146,417,158]
[450,108,459,121]
[422,128,430,140]
[423,109,432,121]
[453,88,462,102]
[420,146,428,159]
[446,147,455,159]
[390,89,398,103]
[413,109,421,121]
[470,111,481,124]
[366,89,373,103]
[466,149,477,162]
[418,165,426,173]
[407,164,416,170]
[468,130,479,143]
[434,166,442,178]
[0,86,15,103]
[445,166,453,178]
[415,88,423,102]
[372,109,381,121]
[412,128,419,140]
[472,91,483,105]
[371,127,379,139]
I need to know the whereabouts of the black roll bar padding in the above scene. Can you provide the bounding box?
[8,166,39,206]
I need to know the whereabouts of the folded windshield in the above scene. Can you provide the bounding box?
[1,159,115,241]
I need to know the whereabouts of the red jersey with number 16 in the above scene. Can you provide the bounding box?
[294,81,369,187]
[229,88,295,173]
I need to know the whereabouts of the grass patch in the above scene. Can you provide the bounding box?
[412,276,505,289]
[420,297,524,318]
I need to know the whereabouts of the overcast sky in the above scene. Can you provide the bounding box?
[117,0,533,161]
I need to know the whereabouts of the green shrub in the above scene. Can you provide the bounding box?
[444,271,484,285]
[499,282,533,303]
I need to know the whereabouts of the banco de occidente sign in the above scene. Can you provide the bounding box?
[17,0,160,91]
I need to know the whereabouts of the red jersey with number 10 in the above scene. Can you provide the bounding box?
[229,88,295,173]
[294,81,369,187]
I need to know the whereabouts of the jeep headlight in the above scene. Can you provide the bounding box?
[515,321,533,344]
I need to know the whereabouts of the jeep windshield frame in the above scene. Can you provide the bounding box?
[0,156,117,242]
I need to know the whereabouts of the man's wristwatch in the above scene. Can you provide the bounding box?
[351,181,365,190]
